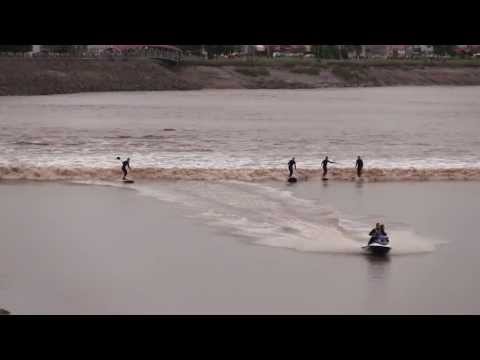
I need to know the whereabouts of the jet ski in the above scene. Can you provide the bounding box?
[362,235,391,255]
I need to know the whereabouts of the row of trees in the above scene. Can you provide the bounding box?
[433,45,457,56]
[39,45,88,53]
[176,45,241,58]
[0,45,240,58]
[313,45,463,58]
[178,45,366,59]
[0,45,470,58]
[311,45,363,59]
[313,45,459,59]
[0,45,33,52]
[183,45,466,59]
[0,45,88,53]
[177,45,361,59]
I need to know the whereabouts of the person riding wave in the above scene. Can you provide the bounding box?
[355,156,364,178]
[117,157,131,180]
[288,157,296,178]
[321,156,336,178]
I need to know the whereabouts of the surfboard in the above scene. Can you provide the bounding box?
[123,180,135,184]
[322,177,328,181]
[288,177,297,183]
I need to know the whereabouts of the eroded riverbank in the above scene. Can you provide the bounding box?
[3,58,480,95]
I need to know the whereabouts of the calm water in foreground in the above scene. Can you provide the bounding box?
[0,180,479,314]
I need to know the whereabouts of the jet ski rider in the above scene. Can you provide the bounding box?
[368,223,388,245]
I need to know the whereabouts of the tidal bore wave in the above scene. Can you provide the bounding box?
[1,166,480,182]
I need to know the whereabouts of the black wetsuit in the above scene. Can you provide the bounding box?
[288,159,296,177]
[368,228,379,245]
[121,160,130,180]
[356,158,364,177]
[321,159,335,177]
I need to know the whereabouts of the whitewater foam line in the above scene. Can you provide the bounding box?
[2,165,480,182]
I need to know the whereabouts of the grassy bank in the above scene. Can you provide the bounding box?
[181,57,480,68]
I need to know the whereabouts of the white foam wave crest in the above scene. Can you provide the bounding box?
[2,165,480,182]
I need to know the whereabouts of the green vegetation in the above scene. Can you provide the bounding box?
[182,57,320,67]
[0,45,32,52]
[182,57,480,68]
[328,58,480,68]
[234,67,270,77]
[433,45,456,56]
[312,45,342,59]
[311,45,361,59]
[41,46,88,54]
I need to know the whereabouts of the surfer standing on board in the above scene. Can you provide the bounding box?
[288,157,296,178]
[355,156,364,178]
[321,156,336,178]
[117,157,131,180]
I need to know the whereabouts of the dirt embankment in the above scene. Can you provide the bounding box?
[2,58,480,96]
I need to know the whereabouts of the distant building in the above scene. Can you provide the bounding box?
[87,45,110,54]
[241,45,252,55]
[270,45,310,57]
[343,46,363,59]
[469,45,480,54]
[420,45,434,54]
[239,45,268,56]
[364,45,388,58]
[387,45,408,58]
[360,45,367,57]
[240,45,310,57]
[369,45,432,58]
[454,45,480,56]
[409,45,434,57]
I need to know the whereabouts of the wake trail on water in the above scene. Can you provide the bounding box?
[71,179,438,256]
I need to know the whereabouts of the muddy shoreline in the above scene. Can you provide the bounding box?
[2,58,480,96]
